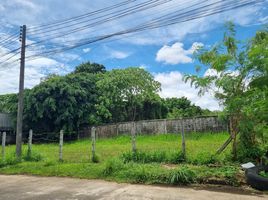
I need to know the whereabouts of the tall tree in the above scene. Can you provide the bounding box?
[96,67,161,122]
[23,73,99,132]
[74,62,106,74]
[184,23,267,160]
[164,97,203,118]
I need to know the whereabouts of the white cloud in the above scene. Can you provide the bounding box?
[154,71,221,111]
[83,48,91,53]
[156,42,203,65]
[0,46,71,94]
[109,50,130,59]
[139,64,149,70]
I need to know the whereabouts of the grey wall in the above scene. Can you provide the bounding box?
[80,116,228,138]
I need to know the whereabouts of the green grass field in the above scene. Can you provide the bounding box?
[0,132,242,186]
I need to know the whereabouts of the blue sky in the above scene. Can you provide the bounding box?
[0,0,267,110]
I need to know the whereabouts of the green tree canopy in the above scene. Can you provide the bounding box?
[23,72,99,132]
[164,97,203,119]
[74,62,106,74]
[184,23,268,160]
[96,67,161,122]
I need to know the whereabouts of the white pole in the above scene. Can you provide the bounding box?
[27,129,33,157]
[2,132,6,160]
[91,127,96,162]
[59,130,64,161]
[131,122,137,153]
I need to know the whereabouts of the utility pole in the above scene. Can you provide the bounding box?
[16,25,26,159]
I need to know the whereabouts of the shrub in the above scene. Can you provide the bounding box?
[188,153,217,165]
[169,167,197,185]
[237,145,265,163]
[122,165,149,183]
[0,156,19,168]
[102,158,124,176]
[92,154,100,163]
[121,150,185,164]
[23,151,43,162]
[168,151,185,164]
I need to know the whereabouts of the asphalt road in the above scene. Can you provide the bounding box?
[0,175,267,200]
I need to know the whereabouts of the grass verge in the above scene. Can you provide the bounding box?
[0,132,242,186]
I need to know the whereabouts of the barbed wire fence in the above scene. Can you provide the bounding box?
[0,115,229,163]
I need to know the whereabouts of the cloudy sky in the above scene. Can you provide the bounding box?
[0,0,267,110]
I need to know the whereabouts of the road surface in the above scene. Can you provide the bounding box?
[0,175,267,200]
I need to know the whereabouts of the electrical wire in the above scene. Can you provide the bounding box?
[0,32,19,45]
[25,0,262,60]
[28,0,138,31]
[27,0,172,42]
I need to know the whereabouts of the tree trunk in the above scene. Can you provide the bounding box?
[230,115,239,160]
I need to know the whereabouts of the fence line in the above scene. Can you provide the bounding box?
[79,116,228,139]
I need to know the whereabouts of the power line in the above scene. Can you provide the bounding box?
[25,0,260,55]
[28,0,138,31]
[26,0,203,52]
[25,0,262,60]
[27,0,172,42]
[27,0,257,49]
[0,47,20,58]
[0,32,19,45]
[28,0,160,35]
[0,53,20,66]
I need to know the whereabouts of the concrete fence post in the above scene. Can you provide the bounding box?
[27,129,33,157]
[164,119,167,134]
[59,130,64,161]
[91,127,96,162]
[116,123,119,136]
[2,132,6,160]
[131,122,137,153]
[181,120,186,157]
[193,117,197,133]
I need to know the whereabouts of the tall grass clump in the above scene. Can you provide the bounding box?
[169,166,197,185]
[102,158,125,176]
[121,150,185,164]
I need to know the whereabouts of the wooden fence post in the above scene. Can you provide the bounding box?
[27,129,33,157]
[2,132,6,160]
[91,127,96,162]
[131,122,137,153]
[59,130,64,161]
[181,120,186,157]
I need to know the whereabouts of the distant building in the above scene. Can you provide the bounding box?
[0,113,14,131]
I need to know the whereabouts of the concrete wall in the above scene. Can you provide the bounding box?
[80,116,228,138]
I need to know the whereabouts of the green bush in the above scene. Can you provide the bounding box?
[23,151,43,162]
[102,158,124,176]
[0,156,19,168]
[169,167,197,185]
[237,145,265,163]
[121,165,149,183]
[91,154,100,163]
[188,153,217,165]
[168,151,186,164]
[121,150,185,164]
[259,171,268,178]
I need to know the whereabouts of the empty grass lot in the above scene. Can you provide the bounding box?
[0,132,242,186]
